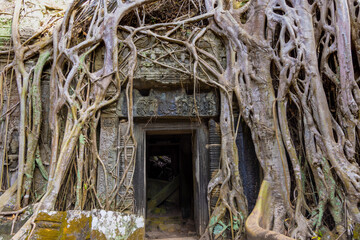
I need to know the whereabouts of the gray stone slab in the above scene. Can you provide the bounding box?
[117,89,219,118]
[97,117,119,203]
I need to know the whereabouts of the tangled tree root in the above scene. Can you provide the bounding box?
[0,0,359,239]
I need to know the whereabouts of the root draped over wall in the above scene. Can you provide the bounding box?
[0,0,360,239]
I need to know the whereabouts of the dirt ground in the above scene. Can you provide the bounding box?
[145,202,197,240]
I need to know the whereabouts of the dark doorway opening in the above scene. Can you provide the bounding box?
[236,119,262,212]
[145,134,197,239]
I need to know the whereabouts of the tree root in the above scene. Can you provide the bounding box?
[0,0,359,239]
[245,181,294,240]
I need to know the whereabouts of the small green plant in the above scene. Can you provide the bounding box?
[312,230,323,240]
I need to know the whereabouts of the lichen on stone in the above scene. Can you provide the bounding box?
[91,210,144,240]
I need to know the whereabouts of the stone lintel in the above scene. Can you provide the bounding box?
[117,89,219,118]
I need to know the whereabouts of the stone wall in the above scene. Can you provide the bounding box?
[31,210,144,240]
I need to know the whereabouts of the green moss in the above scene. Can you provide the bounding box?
[63,213,91,239]
[127,228,144,240]
[353,223,360,240]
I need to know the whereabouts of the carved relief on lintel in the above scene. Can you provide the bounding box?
[117,89,219,118]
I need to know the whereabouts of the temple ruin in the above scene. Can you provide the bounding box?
[0,1,261,239]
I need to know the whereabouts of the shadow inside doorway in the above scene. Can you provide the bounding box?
[145,134,197,239]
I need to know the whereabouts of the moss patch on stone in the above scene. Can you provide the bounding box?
[30,210,144,239]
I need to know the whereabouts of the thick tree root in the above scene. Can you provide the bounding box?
[246,181,294,240]
[0,0,359,239]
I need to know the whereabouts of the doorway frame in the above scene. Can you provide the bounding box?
[133,122,209,235]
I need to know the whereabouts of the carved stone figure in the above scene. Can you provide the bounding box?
[7,130,19,187]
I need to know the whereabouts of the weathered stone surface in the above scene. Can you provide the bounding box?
[31,211,66,240]
[0,0,70,49]
[117,121,135,212]
[96,118,135,212]
[127,227,145,240]
[117,89,219,118]
[91,210,144,239]
[97,117,119,203]
[30,210,144,240]
[63,211,91,240]
[129,31,226,87]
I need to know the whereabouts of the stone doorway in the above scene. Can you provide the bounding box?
[134,122,209,238]
[145,134,196,239]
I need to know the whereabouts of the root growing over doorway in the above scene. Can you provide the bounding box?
[0,0,360,239]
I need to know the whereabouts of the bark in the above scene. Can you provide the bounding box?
[0,0,360,239]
